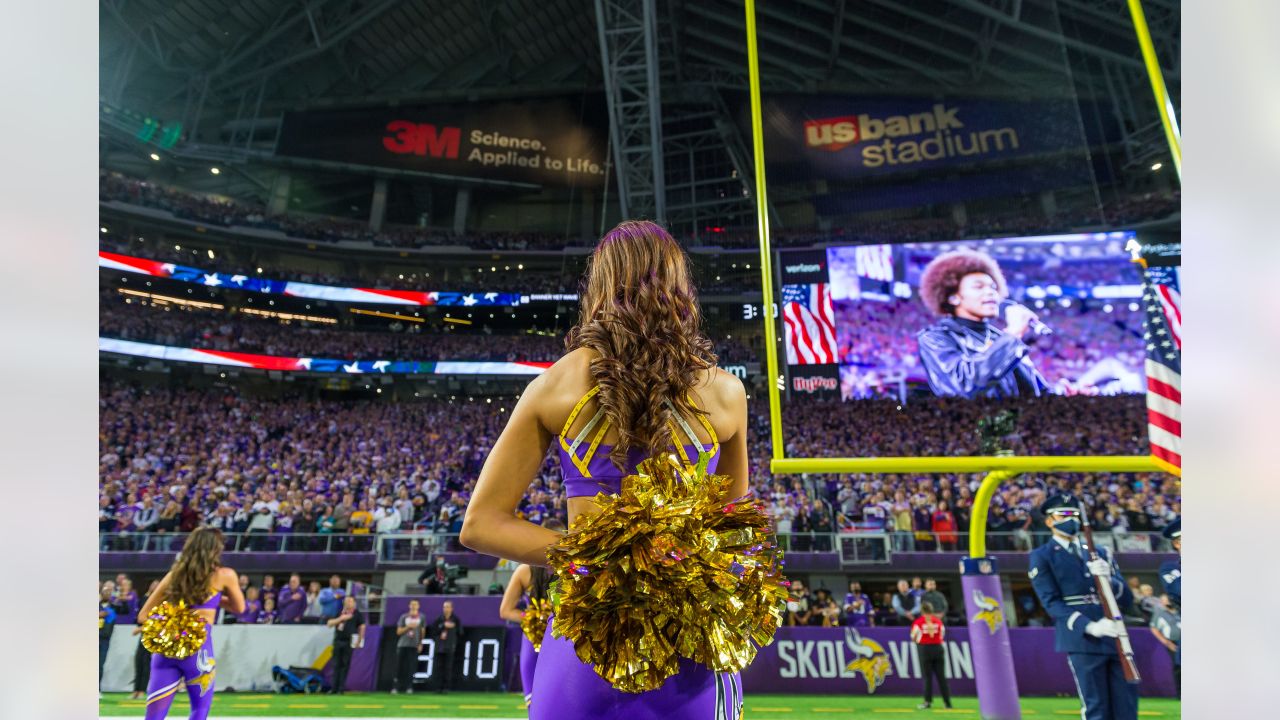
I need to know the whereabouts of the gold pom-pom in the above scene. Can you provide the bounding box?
[546,453,788,693]
[141,600,207,659]
[521,598,554,651]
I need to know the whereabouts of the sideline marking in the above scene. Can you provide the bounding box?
[229,704,270,709]
[749,709,793,713]
[287,704,325,709]
[343,704,386,709]
[459,704,500,709]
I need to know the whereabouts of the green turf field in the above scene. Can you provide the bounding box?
[99,691,1181,719]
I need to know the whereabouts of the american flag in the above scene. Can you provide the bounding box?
[781,283,837,365]
[1140,264,1181,475]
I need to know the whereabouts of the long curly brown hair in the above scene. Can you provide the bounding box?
[565,220,717,468]
[168,527,224,607]
[917,248,1007,316]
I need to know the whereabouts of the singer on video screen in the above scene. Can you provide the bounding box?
[916,249,1049,399]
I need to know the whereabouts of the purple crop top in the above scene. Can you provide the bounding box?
[193,590,222,611]
[556,386,720,498]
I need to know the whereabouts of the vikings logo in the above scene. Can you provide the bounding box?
[843,628,892,693]
[970,590,1005,635]
[187,648,216,696]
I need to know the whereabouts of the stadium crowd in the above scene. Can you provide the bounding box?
[99,381,1172,556]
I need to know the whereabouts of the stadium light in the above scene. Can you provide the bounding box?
[210,167,221,175]
[100,227,108,233]
[1151,162,1163,171]
[149,153,160,161]
[207,249,215,259]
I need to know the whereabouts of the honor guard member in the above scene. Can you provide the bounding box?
[1159,518,1181,606]
[1028,494,1138,720]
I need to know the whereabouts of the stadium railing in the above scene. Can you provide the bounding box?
[100,529,1175,558]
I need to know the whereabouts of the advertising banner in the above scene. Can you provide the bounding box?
[787,363,841,399]
[747,95,1089,182]
[740,626,1177,697]
[276,98,608,187]
[100,625,381,692]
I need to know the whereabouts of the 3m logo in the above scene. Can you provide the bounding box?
[804,116,860,152]
[383,121,461,159]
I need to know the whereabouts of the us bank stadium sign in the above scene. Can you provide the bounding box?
[748,95,1086,180]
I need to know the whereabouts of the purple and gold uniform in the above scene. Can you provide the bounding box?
[144,592,221,720]
[529,387,743,720]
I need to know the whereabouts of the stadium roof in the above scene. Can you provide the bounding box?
[102,0,1178,130]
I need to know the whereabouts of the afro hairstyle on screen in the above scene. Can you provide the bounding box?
[917,248,1008,316]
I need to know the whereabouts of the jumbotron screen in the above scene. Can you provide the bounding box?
[798,232,1149,402]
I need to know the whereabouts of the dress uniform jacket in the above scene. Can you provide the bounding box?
[1028,539,1133,654]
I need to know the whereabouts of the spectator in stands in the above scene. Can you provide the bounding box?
[428,600,463,694]
[921,578,949,620]
[115,576,139,625]
[932,501,959,552]
[350,500,375,535]
[814,589,841,627]
[237,573,251,597]
[393,599,426,694]
[333,494,355,536]
[875,592,898,626]
[278,574,307,624]
[810,500,834,552]
[319,575,346,619]
[260,574,278,605]
[891,491,915,552]
[786,579,813,626]
[295,500,318,536]
[318,506,337,535]
[155,500,181,533]
[892,579,921,625]
[257,596,278,624]
[843,581,873,627]
[304,581,325,620]
[327,596,366,695]
[237,587,262,624]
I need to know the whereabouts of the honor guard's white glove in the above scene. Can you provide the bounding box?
[1086,558,1112,578]
[1084,619,1124,638]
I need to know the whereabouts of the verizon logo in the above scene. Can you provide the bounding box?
[785,263,822,274]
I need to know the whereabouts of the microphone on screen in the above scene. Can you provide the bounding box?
[999,299,1054,337]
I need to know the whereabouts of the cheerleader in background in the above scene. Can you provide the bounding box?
[499,521,564,707]
[135,527,245,720]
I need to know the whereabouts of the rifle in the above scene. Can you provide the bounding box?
[1079,503,1142,684]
